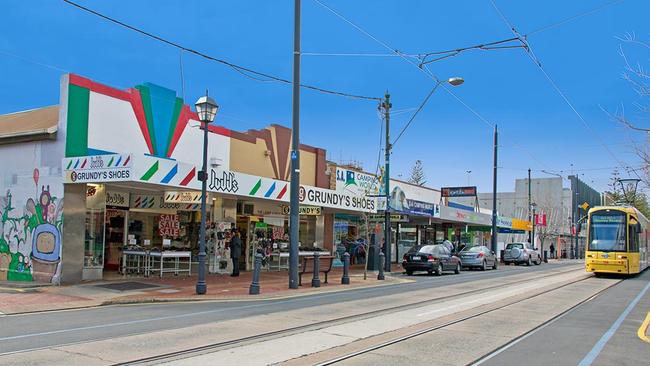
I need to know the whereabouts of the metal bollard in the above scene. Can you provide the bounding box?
[341,252,350,285]
[311,252,321,287]
[249,252,263,295]
[377,252,385,280]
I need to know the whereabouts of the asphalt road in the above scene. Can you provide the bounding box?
[480,268,650,366]
[0,262,578,355]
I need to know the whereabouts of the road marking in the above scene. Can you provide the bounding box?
[637,308,650,343]
[578,281,650,366]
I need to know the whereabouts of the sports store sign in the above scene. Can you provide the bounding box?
[63,154,377,213]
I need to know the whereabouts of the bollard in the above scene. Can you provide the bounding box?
[377,252,385,280]
[341,252,350,285]
[311,252,321,287]
[543,250,548,263]
[249,252,263,295]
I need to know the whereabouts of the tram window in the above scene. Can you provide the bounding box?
[589,212,626,252]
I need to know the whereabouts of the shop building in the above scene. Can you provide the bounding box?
[0,74,376,284]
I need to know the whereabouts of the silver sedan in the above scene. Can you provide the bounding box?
[459,245,498,271]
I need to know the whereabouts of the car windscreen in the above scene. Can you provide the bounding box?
[506,243,524,250]
[589,211,626,252]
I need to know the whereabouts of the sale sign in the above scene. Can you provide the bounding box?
[158,214,180,237]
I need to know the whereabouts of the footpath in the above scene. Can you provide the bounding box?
[0,266,407,315]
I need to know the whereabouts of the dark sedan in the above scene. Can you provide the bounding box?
[459,245,498,270]
[402,244,461,276]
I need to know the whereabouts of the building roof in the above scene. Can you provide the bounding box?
[0,105,58,144]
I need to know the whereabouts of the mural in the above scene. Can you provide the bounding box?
[0,169,63,283]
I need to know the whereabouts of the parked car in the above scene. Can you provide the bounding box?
[503,242,541,266]
[459,245,498,270]
[402,244,461,276]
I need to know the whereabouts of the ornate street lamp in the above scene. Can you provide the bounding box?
[195,91,218,295]
[617,178,641,205]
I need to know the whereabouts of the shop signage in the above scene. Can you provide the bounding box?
[497,216,513,228]
[439,205,492,226]
[131,194,200,211]
[63,154,132,183]
[106,191,130,208]
[164,191,203,204]
[299,185,376,212]
[441,186,477,197]
[208,170,239,193]
[158,214,180,237]
[498,228,526,234]
[405,199,440,217]
[368,214,409,222]
[335,168,380,196]
[281,205,322,216]
[512,218,532,231]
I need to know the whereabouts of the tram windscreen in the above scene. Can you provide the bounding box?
[589,212,627,252]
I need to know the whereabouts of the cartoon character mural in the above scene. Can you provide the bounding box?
[0,169,63,283]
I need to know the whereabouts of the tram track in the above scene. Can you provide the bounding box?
[113,266,587,366]
[308,275,622,366]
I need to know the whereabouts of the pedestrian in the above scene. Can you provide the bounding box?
[549,243,555,259]
[230,230,242,277]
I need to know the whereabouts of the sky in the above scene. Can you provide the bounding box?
[1,0,648,194]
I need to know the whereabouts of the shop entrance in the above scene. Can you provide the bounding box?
[104,208,127,271]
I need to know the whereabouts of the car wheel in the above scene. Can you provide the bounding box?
[481,260,487,271]
[454,263,461,274]
[535,257,541,265]
[406,270,413,276]
[427,270,433,275]
[492,260,498,270]
[435,264,443,276]
[527,257,532,266]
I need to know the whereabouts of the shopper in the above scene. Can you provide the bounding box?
[230,230,242,277]
[549,243,556,259]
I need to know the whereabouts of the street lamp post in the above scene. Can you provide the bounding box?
[382,77,464,272]
[531,202,537,251]
[490,124,498,255]
[194,92,219,295]
[288,0,301,289]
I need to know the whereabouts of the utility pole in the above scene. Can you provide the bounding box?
[574,175,580,259]
[490,125,498,255]
[288,0,301,289]
[528,168,533,244]
[382,92,392,272]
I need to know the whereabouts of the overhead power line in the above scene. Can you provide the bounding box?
[488,0,643,182]
[62,0,380,101]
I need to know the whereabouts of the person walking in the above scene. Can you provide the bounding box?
[549,243,556,259]
[230,230,242,277]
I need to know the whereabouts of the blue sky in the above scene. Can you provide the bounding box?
[1,0,648,193]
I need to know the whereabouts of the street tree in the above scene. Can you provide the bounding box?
[534,198,565,259]
[602,33,650,187]
[408,160,426,186]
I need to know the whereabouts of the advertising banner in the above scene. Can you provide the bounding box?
[335,168,380,196]
[535,213,547,226]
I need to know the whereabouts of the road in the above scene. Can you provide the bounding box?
[0,262,577,356]
[478,269,650,366]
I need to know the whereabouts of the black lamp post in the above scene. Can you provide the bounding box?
[195,91,219,295]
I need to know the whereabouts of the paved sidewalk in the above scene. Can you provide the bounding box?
[0,267,407,315]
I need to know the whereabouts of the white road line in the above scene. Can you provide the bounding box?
[578,281,650,366]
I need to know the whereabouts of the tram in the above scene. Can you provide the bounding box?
[585,206,649,275]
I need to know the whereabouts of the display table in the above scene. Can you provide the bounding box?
[148,251,192,278]
[121,250,148,275]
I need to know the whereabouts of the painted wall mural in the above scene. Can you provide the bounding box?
[0,169,63,283]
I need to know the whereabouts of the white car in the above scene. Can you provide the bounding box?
[503,242,541,266]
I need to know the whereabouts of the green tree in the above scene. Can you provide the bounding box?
[408,160,426,186]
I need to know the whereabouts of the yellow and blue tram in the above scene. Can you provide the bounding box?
[585,206,649,275]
